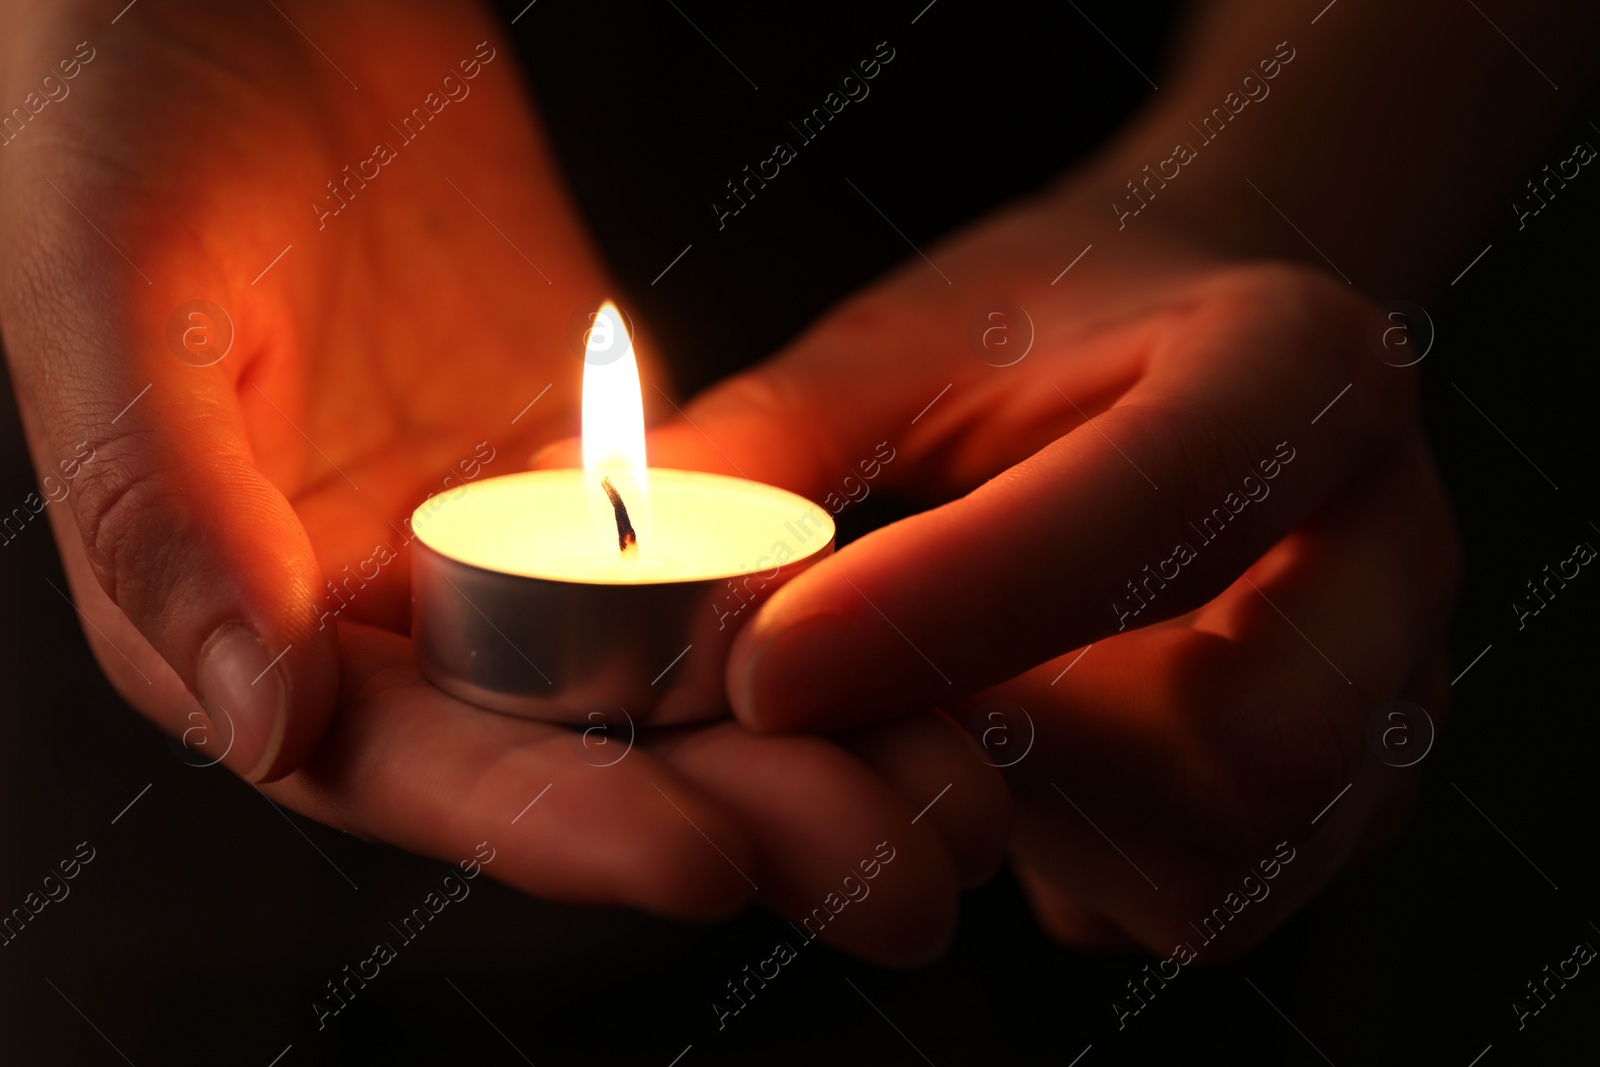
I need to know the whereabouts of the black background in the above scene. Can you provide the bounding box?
[2,1,1596,1063]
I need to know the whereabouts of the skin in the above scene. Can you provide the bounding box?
[638,206,1459,957]
[4,0,1597,968]
[628,0,1600,956]
[0,0,1006,965]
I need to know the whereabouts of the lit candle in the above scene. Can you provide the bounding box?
[410,303,834,724]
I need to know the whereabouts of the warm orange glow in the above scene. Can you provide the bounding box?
[581,301,648,553]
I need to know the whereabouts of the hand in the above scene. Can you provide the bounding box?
[0,0,1006,961]
[639,187,1460,956]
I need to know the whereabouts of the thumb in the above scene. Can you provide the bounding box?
[639,369,849,496]
[63,382,341,782]
[4,213,337,784]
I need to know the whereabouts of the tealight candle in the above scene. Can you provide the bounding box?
[410,303,834,724]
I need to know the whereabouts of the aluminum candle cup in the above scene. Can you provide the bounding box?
[410,467,835,725]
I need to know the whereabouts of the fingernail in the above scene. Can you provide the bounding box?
[196,623,287,781]
[735,613,865,731]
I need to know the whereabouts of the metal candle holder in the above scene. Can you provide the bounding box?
[410,471,835,726]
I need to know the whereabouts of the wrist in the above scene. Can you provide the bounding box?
[1033,76,1326,278]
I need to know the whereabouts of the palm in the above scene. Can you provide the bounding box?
[98,4,606,626]
[637,192,1456,957]
[10,1,1004,960]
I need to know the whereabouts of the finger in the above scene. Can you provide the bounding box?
[1011,862,1138,952]
[3,179,337,781]
[835,712,1012,889]
[729,266,1416,732]
[639,366,867,498]
[608,195,1205,500]
[1004,435,1456,955]
[650,721,962,966]
[269,622,756,920]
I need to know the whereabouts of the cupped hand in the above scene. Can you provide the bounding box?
[641,186,1460,957]
[0,0,1005,962]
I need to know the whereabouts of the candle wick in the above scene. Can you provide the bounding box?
[600,476,638,556]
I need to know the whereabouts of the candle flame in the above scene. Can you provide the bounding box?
[582,301,647,556]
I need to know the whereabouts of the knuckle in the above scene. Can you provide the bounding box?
[1209,260,1361,325]
[1211,260,1420,435]
[70,441,188,617]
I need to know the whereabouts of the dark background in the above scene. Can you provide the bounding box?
[2,1,1596,1063]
